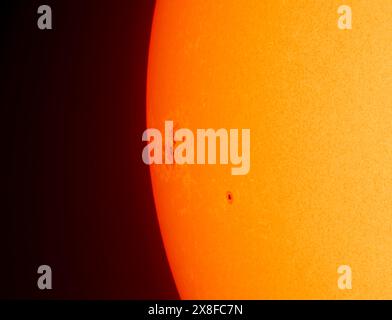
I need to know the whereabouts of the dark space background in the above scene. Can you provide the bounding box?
[1,0,179,299]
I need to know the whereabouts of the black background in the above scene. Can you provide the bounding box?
[1,0,178,299]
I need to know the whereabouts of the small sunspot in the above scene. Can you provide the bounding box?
[226,191,233,204]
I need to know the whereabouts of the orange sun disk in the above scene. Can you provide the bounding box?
[147,0,392,299]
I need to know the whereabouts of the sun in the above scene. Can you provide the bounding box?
[147,0,392,299]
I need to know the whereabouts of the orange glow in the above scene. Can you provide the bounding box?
[147,1,392,299]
